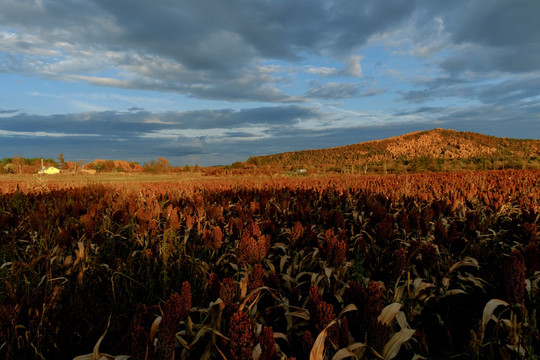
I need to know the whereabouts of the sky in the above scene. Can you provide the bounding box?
[1,0,540,166]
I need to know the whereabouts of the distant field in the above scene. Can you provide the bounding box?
[0,172,211,193]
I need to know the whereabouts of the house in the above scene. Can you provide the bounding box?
[38,167,60,175]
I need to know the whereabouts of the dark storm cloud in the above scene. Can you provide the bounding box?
[417,0,540,74]
[0,108,20,114]
[0,0,417,101]
[443,0,540,73]
[0,105,321,136]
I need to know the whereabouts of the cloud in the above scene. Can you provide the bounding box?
[1,0,539,166]
[0,108,20,115]
[1,100,539,166]
[343,55,363,77]
[0,0,418,101]
[417,0,540,74]
[0,105,322,136]
[306,82,359,99]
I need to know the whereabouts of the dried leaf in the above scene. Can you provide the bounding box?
[444,289,466,296]
[457,274,486,290]
[337,303,358,318]
[253,343,262,360]
[449,257,479,273]
[310,319,337,360]
[239,274,249,300]
[273,332,289,343]
[481,299,509,335]
[395,311,409,330]
[382,328,415,360]
[176,333,190,350]
[92,313,111,360]
[149,316,162,344]
[332,342,366,360]
[378,303,402,325]
[324,266,332,280]
[286,310,310,320]
[310,328,328,360]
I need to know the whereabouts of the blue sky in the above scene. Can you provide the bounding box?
[1,0,539,166]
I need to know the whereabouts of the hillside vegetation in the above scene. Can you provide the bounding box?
[247,128,540,173]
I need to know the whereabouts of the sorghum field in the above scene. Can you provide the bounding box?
[1,171,539,359]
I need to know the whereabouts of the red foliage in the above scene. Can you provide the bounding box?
[259,326,278,360]
[228,311,255,360]
[503,250,526,303]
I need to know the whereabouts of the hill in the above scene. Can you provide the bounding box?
[246,128,540,173]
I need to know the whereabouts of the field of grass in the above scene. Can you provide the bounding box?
[1,170,539,359]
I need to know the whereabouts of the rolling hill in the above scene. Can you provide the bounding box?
[245,128,540,173]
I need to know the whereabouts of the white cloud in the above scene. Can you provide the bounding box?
[306,66,339,77]
[344,55,363,77]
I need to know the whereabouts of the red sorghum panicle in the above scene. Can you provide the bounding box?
[346,280,367,319]
[267,271,281,290]
[503,250,526,303]
[129,304,152,360]
[368,320,391,354]
[249,221,262,238]
[307,284,338,346]
[130,324,148,360]
[291,221,304,246]
[365,281,384,325]
[205,226,223,250]
[390,248,407,279]
[339,317,349,348]
[237,231,259,266]
[203,228,213,249]
[419,242,438,271]
[331,239,348,267]
[248,263,265,294]
[55,228,73,248]
[259,326,278,360]
[434,220,447,245]
[375,215,394,246]
[180,281,192,320]
[212,225,223,249]
[220,277,237,309]
[317,301,339,346]
[165,204,180,231]
[157,294,181,360]
[302,330,315,359]
[185,214,194,230]
[323,229,348,266]
[156,281,192,359]
[237,222,271,266]
[524,242,540,276]
[208,272,221,299]
[522,222,538,243]
[307,285,323,319]
[228,311,255,360]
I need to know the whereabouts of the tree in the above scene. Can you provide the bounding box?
[12,155,25,174]
[156,157,171,172]
[58,153,66,169]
